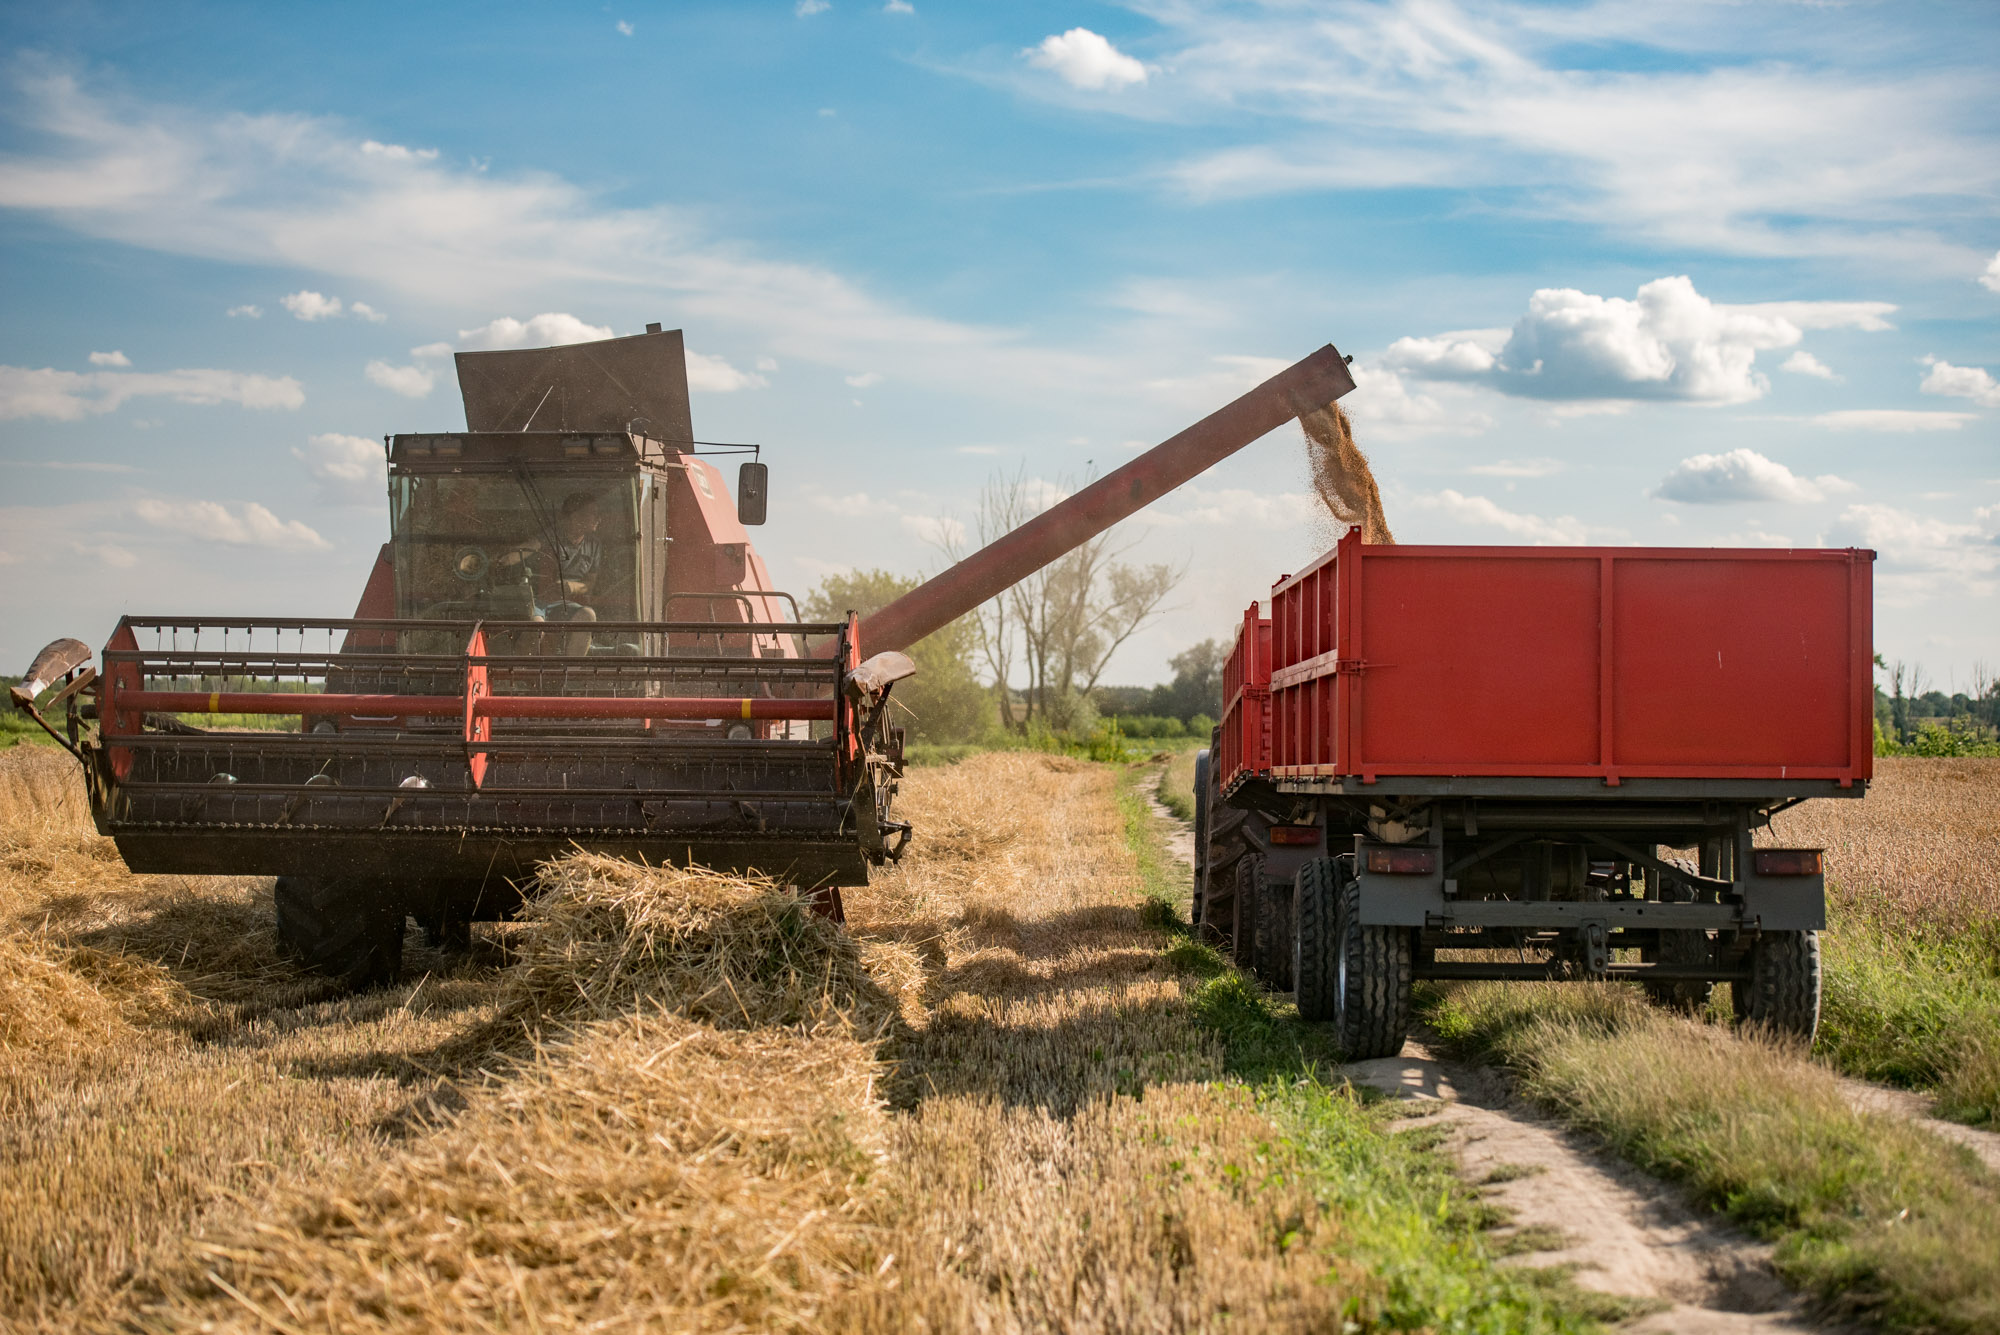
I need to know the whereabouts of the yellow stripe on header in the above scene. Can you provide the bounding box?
[208,692,221,712]
[741,698,753,719]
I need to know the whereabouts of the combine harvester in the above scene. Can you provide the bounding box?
[1195,529,1874,1051]
[11,325,1358,986]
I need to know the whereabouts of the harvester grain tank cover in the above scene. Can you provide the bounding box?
[455,326,696,440]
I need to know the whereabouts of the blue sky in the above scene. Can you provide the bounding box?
[2,0,1997,690]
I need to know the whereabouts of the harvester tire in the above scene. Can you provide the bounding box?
[1293,857,1339,1021]
[1330,858,1411,1059]
[275,876,406,989]
[1733,930,1821,1041]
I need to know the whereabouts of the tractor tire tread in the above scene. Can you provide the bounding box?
[1334,871,1412,1060]
[1294,858,1339,1022]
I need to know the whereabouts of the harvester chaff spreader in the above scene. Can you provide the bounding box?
[13,327,1358,985]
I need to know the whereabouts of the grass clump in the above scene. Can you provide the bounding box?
[1157,743,1199,821]
[1426,980,2000,1332]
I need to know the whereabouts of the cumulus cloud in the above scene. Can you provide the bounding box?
[455,313,615,351]
[225,304,262,318]
[1919,357,2000,408]
[1027,28,1149,91]
[281,290,344,321]
[0,364,304,420]
[1339,363,1486,435]
[844,371,882,388]
[1405,490,1590,545]
[685,351,765,392]
[134,497,330,550]
[363,360,435,398]
[1984,251,2000,294]
[1782,351,1838,380]
[293,432,384,505]
[884,0,913,11]
[1385,277,1891,405]
[1652,449,1855,505]
[349,301,386,323]
[615,20,633,36]
[1825,503,2000,597]
[87,349,130,367]
[796,0,829,14]
[1811,409,1974,432]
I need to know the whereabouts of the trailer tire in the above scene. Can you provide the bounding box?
[1330,865,1413,1060]
[1252,855,1292,991]
[1733,930,1820,1041]
[274,876,406,989]
[1293,857,1340,1022]
[1641,929,1715,1013]
[1192,749,1212,924]
[1228,854,1260,968]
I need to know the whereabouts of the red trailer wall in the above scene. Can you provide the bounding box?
[1263,531,1874,785]
[1218,606,1271,789]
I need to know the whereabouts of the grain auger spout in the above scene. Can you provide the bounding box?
[857,344,1357,654]
[9,330,1355,989]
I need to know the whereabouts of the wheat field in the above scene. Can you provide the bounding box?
[0,744,1380,1332]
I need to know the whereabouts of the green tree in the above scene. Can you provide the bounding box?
[803,569,988,744]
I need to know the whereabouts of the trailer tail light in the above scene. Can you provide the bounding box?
[1365,847,1436,875]
[1754,849,1822,877]
[1269,825,1319,846]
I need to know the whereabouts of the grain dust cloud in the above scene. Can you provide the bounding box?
[1301,402,1395,545]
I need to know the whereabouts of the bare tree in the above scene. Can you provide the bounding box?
[942,466,1182,730]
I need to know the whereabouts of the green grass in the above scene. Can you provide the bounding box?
[1817,908,2000,1127]
[1155,745,1198,821]
[1424,980,2000,1333]
[1116,769,1630,1333]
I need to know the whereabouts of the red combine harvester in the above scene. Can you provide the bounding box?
[12,327,1357,986]
[1195,529,1873,1054]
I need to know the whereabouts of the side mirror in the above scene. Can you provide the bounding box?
[737,461,769,526]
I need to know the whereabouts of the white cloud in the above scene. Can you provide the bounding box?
[1811,409,1975,432]
[134,497,330,550]
[795,0,829,14]
[410,341,454,359]
[1406,489,1590,545]
[1652,449,1855,505]
[755,356,779,373]
[1466,458,1560,478]
[281,289,344,321]
[87,349,129,367]
[1341,363,1488,436]
[900,513,965,548]
[87,543,137,568]
[1026,29,1149,92]
[883,0,913,12]
[685,351,765,392]
[1095,6,1997,270]
[1149,487,1319,529]
[363,359,435,398]
[358,140,437,163]
[1919,357,2000,408]
[455,313,615,351]
[956,444,1003,456]
[844,371,882,388]
[349,301,386,323]
[615,20,634,36]
[1781,350,1837,381]
[293,432,383,505]
[1825,503,2000,598]
[1983,251,2000,294]
[225,304,262,318]
[0,364,304,420]
[810,491,874,515]
[1388,277,1890,405]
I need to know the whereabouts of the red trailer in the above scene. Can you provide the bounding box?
[1194,528,1873,1056]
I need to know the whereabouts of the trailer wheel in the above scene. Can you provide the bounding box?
[1330,864,1412,1060]
[1732,930,1821,1041]
[1641,930,1715,1013]
[1232,853,1269,973]
[1192,748,1212,923]
[1293,857,1340,1022]
[1252,855,1292,991]
[274,876,406,989]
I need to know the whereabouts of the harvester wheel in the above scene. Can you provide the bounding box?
[1732,930,1821,1041]
[1301,856,1411,1058]
[1293,857,1339,1022]
[274,876,406,989]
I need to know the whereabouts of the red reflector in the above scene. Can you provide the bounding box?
[1754,849,1822,877]
[1365,847,1436,875]
[1269,825,1319,846]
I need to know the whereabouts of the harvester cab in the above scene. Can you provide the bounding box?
[11,328,1358,987]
